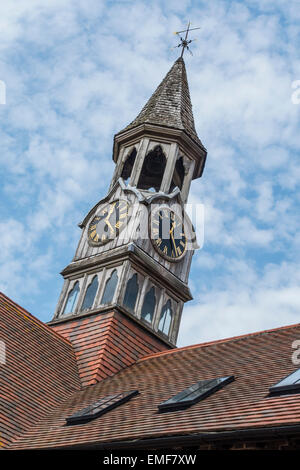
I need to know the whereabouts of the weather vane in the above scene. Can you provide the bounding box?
[173,21,200,57]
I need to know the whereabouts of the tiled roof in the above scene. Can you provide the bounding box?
[117,58,203,148]
[50,310,169,387]
[9,320,300,450]
[0,292,80,448]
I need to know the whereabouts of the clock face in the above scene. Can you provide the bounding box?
[150,208,187,261]
[88,200,130,245]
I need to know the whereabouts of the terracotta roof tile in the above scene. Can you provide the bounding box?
[9,319,300,449]
[50,310,169,387]
[0,292,80,448]
[139,321,300,361]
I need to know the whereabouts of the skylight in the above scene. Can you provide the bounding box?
[158,376,234,412]
[66,390,139,425]
[269,368,300,396]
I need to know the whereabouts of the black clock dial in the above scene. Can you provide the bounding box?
[150,208,187,261]
[88,200,130,245]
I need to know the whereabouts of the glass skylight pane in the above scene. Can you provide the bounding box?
[269,368,300,394]
[158,376,234,412]
[66,390,139,425]
[180,379,222,402]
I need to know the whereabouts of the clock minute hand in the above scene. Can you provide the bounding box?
[104,203,117,233]
[104,202,116,223]
[169,224,178,256]
[105,219,115,235]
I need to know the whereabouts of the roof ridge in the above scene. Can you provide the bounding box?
[93,326,114,383]
[0,291,72,347]
[138,321,300,362]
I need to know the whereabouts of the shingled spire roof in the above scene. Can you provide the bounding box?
[117,57,203,148]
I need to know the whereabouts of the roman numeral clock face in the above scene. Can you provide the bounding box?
[88,200,130,245]
[150,208,187,261]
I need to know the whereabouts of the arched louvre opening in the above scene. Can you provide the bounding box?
[101,270,118,305]
[170,156,185,192]
[158,300,173,336]
[141,286,156,324]
[63,281,80,315]
[121,148,137,184]
[123,273,139,312]
[81,275,98,311]
[137,145,166,192]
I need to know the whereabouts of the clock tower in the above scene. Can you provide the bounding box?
[49,58,207,386]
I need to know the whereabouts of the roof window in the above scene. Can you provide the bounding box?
[158,376,234,412]
[66,390,139,425]
[269,368,300,396]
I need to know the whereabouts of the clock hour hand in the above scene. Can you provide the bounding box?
[104,202,116,222]
[105,218,115,235]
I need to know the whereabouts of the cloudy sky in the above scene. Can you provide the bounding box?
[0,0,299,347]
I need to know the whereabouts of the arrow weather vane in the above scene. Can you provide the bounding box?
[173,21,200,57]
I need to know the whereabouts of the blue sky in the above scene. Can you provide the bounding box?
[0,0,299,347]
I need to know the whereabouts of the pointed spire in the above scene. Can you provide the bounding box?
[117,58,203,147]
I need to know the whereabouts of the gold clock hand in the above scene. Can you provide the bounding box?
[103,203,117,234]
[104,202,116,224]
[105,219,115,235]
[171,232,178,256]
[169,224,178,256]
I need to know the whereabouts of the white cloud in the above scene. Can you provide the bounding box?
[0,0,299,346]
[178,261,300,347]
